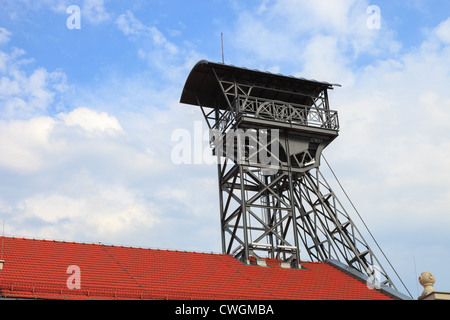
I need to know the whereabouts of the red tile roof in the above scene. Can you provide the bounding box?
[0,237,392,300]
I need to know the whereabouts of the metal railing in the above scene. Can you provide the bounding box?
[234,95,339,130]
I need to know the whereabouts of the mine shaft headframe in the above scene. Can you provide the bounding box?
[180,60,341,172]
[180,60,397,290]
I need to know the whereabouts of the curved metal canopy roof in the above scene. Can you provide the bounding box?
[180,60,340,110]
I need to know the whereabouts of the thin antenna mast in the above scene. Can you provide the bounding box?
[414,256,419,297]
[1,220,4,259]
[0,220,4,272]
[221,32,224,64]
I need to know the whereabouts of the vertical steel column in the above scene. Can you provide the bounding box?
[284,133,302,268]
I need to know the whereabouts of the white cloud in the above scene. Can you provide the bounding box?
[229,0,400,82]
[434,17,450,44]
[269,0,358,33]
[115,10,144,36]
[58,107,124,136]
[297,34,355,85]
[13,181,160,243]
[0,116,56,172]
[0,104,171,244]
[0,105,166,175]
[0,28,12,46]
[0,47,67,118]
[114,10,203,85]
[115,10,177,54]
[82,0,110,25]
[0,39,189,245]
[0,104,217,248]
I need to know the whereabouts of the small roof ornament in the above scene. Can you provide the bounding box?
[419,272,436,297]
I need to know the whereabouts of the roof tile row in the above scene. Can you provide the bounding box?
[0,237,392,300]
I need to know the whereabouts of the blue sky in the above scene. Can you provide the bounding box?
[1,0,450,298]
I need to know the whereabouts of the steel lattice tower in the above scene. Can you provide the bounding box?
[180,60,396,289]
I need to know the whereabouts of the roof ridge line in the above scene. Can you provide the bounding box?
[216,255,282,299]
[1,235,223,255]
[101,244,153,298]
